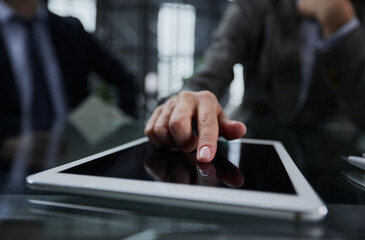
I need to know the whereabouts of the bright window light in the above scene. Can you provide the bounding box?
[229,63,244,106]
[48,0,97,32]
[157,3,196,98]
[225,63,244,115]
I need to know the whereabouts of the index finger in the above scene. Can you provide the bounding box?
[195,93,221,163]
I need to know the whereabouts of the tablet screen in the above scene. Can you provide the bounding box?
[61,141,296,195]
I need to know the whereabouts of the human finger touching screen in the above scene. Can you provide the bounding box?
[144,91,247,163]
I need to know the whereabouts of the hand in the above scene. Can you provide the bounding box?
[297,0,355,37]
[144,147,244,188]
[144,91,247,162]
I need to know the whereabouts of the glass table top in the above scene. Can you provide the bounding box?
[1,117,365,239]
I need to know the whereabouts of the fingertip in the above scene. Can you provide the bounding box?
[147,135,164,148]
[144,106,163,139]
[241,122,247,136]
[197,145,216,163]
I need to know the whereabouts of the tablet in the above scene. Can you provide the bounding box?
[27,137,327,221]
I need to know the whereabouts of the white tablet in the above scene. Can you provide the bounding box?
[27,137,327,221]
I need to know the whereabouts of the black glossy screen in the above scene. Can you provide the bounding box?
[61,140,296,194]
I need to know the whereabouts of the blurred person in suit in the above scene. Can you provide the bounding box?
[145,0,365,162]
[0,0,137,128]
[0,0,138,195]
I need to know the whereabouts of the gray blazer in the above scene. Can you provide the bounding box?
[183,0,365,128]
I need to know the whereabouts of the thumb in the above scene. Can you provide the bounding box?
[218,112,247,140]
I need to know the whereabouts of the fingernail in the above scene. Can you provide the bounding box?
[199,146,211,160]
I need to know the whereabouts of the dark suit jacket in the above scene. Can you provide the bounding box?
[183,0,365,128]
[0,11,137,118]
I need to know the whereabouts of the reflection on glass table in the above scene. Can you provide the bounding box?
[2,117,365,239]
[342,171,365,191]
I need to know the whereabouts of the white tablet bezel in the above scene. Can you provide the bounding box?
[27,137,327,221]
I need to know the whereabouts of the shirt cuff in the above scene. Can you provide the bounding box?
[317,17,360,52]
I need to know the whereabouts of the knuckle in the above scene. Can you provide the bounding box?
[144,127,151,136]
[156,105,164,111]
[198,91,216,101]
[169,115,189,133]
[154,105,164,114]
[199,113,216,127]
[179,91,195,100]
[199,135,216,146]
[154,123,169,138]
[165,97,177,108]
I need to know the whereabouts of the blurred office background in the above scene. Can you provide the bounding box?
[47,0,243,118]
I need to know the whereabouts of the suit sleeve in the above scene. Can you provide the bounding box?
[317,25,365,128]
[182,0,265,100]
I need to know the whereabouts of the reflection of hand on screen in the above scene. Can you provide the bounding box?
[144,147,244,188]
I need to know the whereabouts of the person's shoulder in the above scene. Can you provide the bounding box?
[233,0,271,12]
[234,0,269,7]
[229,0,271,18]
[48,11,84,29]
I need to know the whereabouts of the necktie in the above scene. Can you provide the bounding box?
[21,18,54,119]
